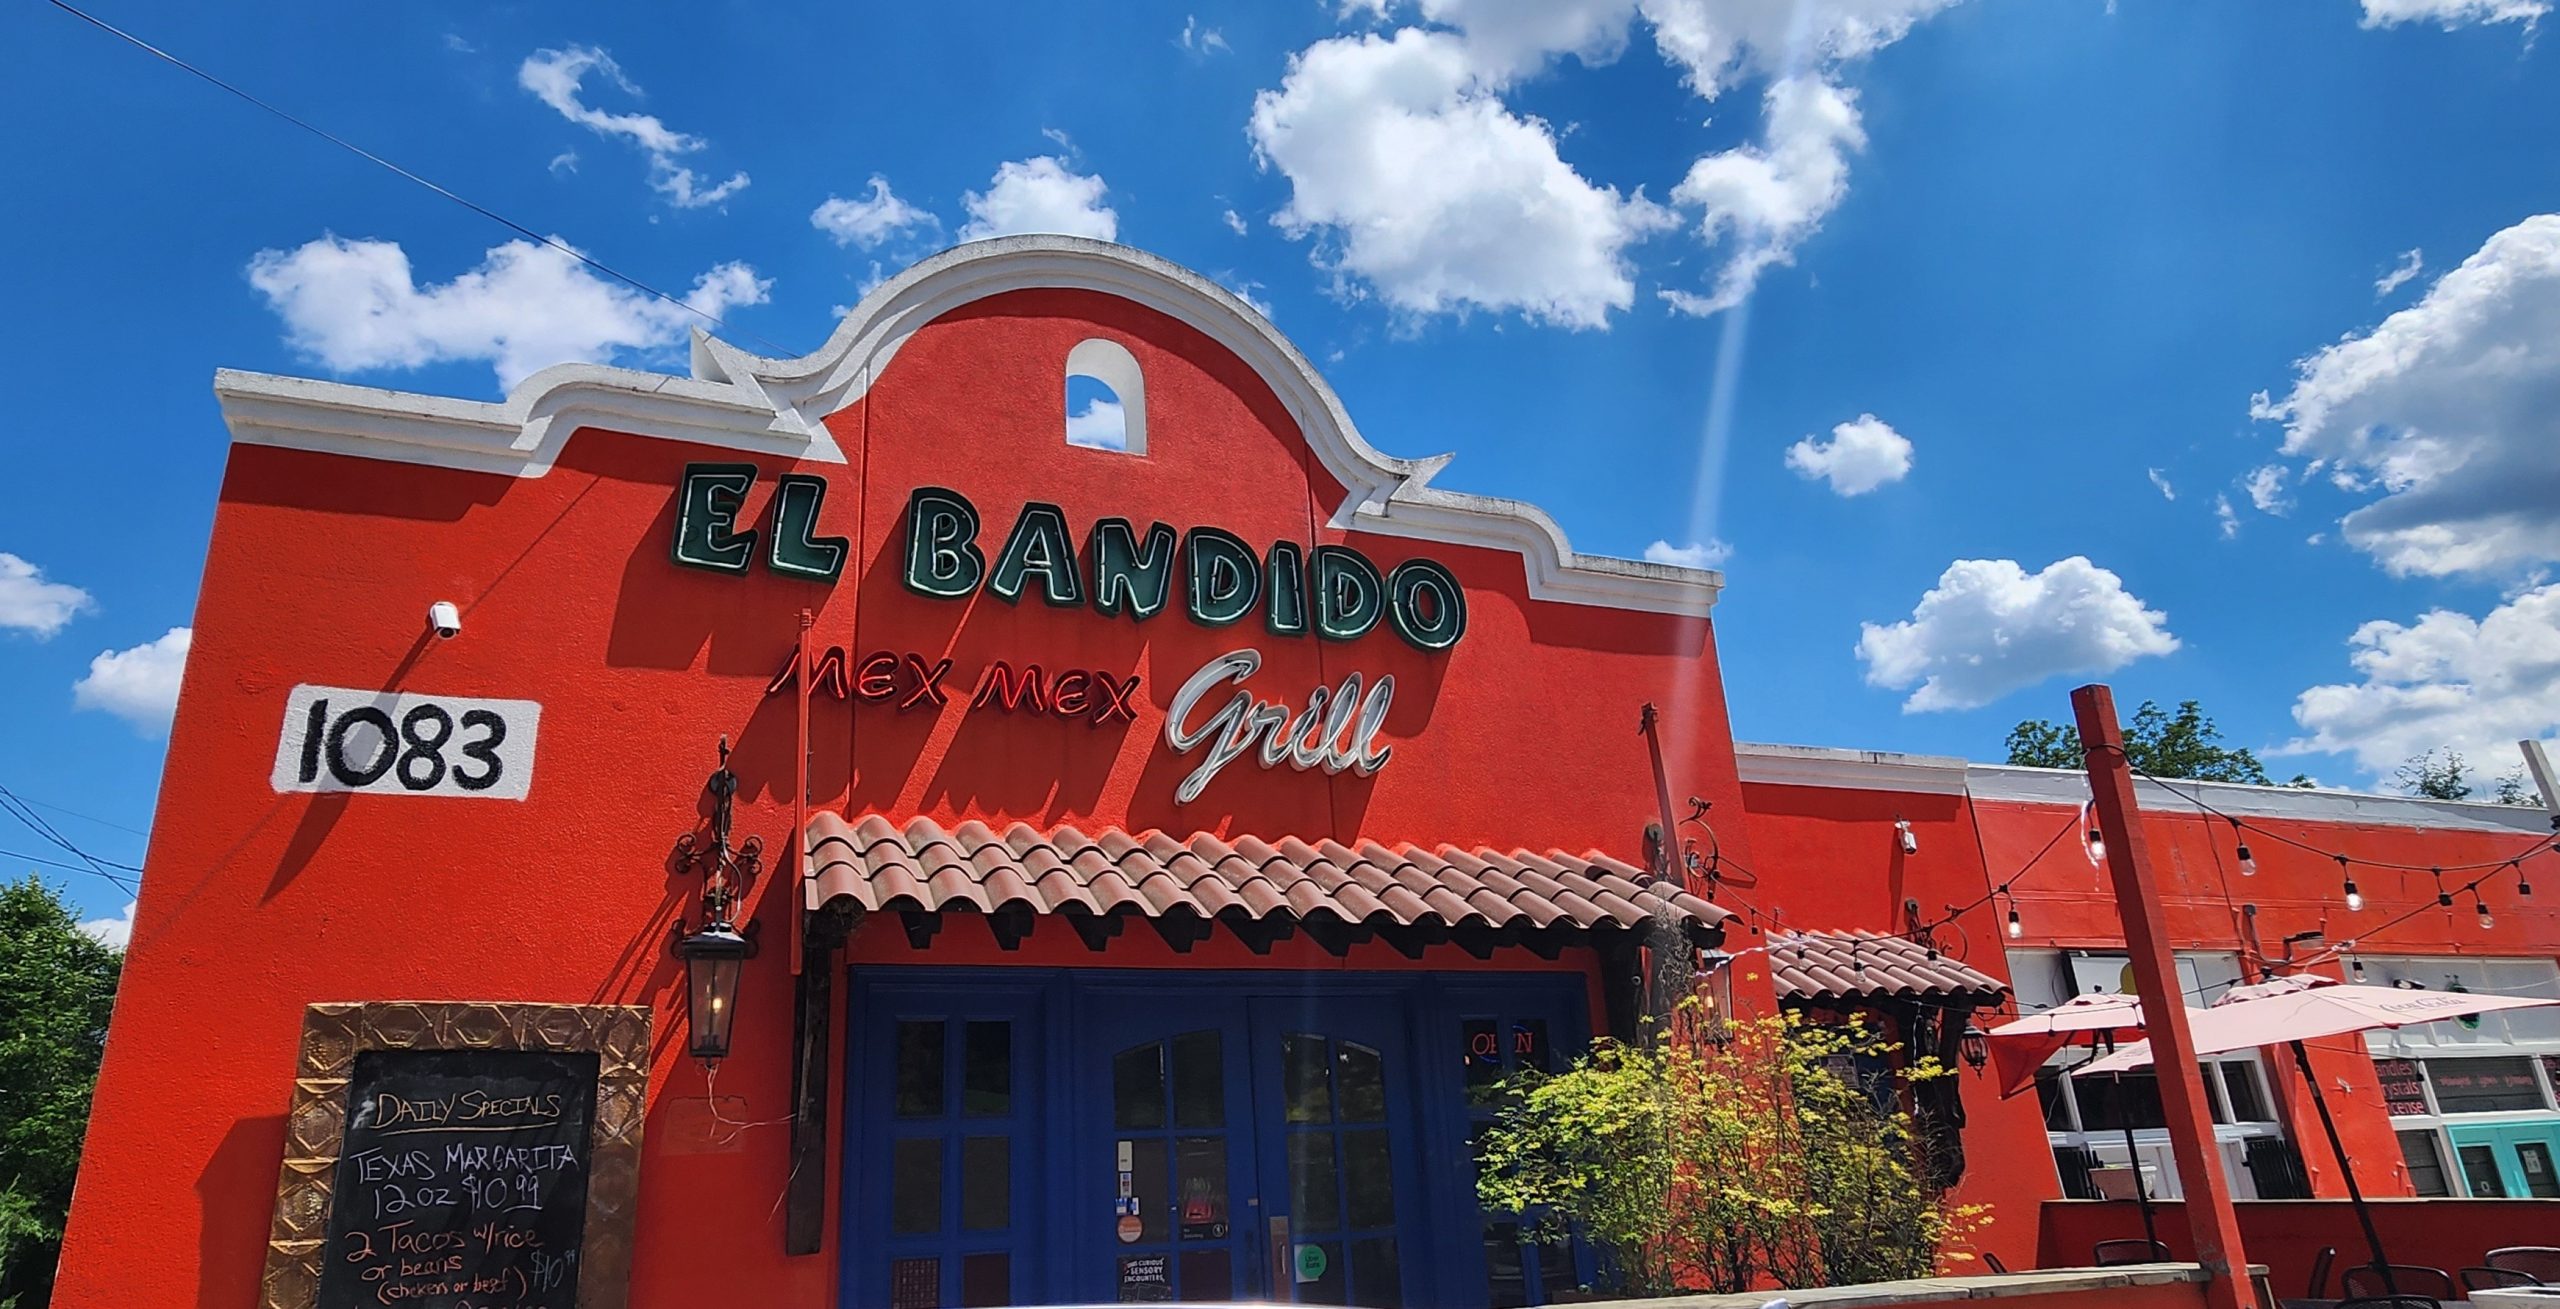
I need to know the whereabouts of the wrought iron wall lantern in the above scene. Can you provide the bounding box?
[1959,1022,1990,1074]
[670,737,762,1062]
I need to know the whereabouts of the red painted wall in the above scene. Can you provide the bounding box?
[54,285,1763,1309]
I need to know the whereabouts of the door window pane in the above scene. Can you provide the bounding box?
[1172,1030,1224,1128]
[1175,1137,1230,1240]
[2397,1130,2451,1197]
[1337,1043,1387,1123]
[2425,1056,2549,1113]
[1178,1248,1233,1301]
[1289,1132,1341,1231]
[2518,1142,2560,1198]
[962,1252,1010,1307]
[1534,1230,1579,1301]
[1298,1239,1347,1305]
[896,1021,947,1118]
[891,1256,940,1309]
[963,1021,1011,1117]
[892,1138,943,1234]
[1342,1129,1395,1228]
[1464,1019,1502,1097]
[1116,1043,1167,1129]
[1482,1220,1526,1309]
[1512,1019,1551,1074]
[2458,1143,2509,1197]
[962,1136,1010,1231]
[1130,1137,1170,1244]
[1285,1035,1334,1123]
[1349,1235,1402,1308]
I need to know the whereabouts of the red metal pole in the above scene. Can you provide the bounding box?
[2072,684,2250,1308]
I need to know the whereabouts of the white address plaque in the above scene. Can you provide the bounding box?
[270,685,541,800]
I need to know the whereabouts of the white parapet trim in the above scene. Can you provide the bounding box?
[214,236,1721,619]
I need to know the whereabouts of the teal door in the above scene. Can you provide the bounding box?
[2443,1121,2560,1198]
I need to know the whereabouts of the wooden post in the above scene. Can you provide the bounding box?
[2072,684,2250,1308]
[785,903,857,1255]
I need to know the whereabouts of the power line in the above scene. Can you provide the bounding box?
[0,785,143,873]
[11,792,150,838]
[0,847,139,894]
[40,0,791,356]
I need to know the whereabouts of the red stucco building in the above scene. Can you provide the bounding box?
[53,237,2560,1309]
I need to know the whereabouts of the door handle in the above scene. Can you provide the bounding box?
[1268,1216,1290,1296]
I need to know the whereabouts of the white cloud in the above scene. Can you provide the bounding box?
[2216,494,2239,539]
[2249,214,2560,578]
[0,553,94,637]
[1222,207,1248,236]
[1644,538,1731,569]
[442,33,477,55]
[812,175,941,250]
[2146,468,2176,501]
[2243,463,2292,514]
[79,900,135,950]
[518,46,749,209]
[959,157,1119,242]
[1218,274,1276,318]
[1857,557,2178,712]
[1248,28,1672,329]
[1783,412,1912,496]
[547,150,578,175]
[248,234,769,390]
[1638,0,1961,99]
[2358,0,2548,27]
[2284,583,2560,775]
[2375,247,2424,297]
[1663,76,1865,315]
[1180,15,1233,53]
[74,626,190,734]
[1066,397,1129,451]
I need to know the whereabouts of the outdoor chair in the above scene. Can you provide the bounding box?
[2339,1265,2457,1301]
[2335,1298,2442,1309]
[2306,1245,2336,1298]
[2093,1238,2172,1266]
[2462,1266,2538,1293]
[2488,1246,2560,1282]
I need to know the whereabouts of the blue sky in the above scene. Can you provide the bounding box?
[6,0,2560,936]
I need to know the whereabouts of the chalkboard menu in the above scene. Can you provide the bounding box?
[317,1049,600,1309]
[2374,1057,2429,1117]
[261,1002,650,1309]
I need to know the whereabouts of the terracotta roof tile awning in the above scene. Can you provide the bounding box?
[803,813,1730,943]
[1769,929,2008,1005]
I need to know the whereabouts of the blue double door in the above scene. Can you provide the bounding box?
[845,968,1584,1309]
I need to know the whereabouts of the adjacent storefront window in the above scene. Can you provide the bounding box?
[2364,956,2560,1200]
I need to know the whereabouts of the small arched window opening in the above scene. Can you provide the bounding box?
[1065,338,1146,455]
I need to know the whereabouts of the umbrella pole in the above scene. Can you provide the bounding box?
[2115,1072,2159,1253]
[2287,1039,2393,1292]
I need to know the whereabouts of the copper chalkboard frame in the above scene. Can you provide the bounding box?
[259,1001,652,1309]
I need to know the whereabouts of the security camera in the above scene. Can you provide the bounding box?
[427,601,462,639]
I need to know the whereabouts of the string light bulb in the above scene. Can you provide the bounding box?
[1895,818,1918,856]
[2516,861,2532,900]
[2433,867,2452,909]
[2086,826,2106,863]
[2006,899,2024,939]
[2348,951,2367,984]
[2228,817,2255,877]
[2475,891,2495,932]
[2339,855,2362,912]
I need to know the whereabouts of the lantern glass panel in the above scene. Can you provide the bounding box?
[685,949,743,1059]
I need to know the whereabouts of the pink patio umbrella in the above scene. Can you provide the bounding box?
[1984,991,2149,1098]
[1983,991,2167,1253]
[2077,973,2560,1287]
